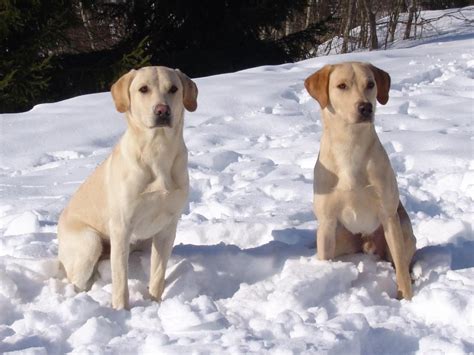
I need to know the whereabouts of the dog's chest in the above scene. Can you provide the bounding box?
[335,167,381,235]
[130,171,188,241]
[339,192,380,235]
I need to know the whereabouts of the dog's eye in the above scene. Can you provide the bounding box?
[169,85,178,94]
[139,85,149,93]
[337,83,347,90]
[367,81,375,89]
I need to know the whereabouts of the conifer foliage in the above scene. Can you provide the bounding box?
[0,0,76,112]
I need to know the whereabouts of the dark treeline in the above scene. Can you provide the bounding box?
[1,0,470,113]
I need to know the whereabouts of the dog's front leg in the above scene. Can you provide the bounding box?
[149,220,177,302]
[109,222,130,310]
[316,218,337,260]
[382,214,413,300]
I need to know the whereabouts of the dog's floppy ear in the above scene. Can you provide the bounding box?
[111,69,136,113]
[304,65,333,109]
[175,69,198,112]
[369,64,391,105]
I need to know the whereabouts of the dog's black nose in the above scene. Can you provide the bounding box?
[153,104,171,118]
[358,102,373,119]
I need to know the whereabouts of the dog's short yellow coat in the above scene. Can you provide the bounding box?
[305,62,416,300]
[57,66,198,309]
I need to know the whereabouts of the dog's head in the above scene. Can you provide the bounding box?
[304,62,390,124]
[111,66,198,130]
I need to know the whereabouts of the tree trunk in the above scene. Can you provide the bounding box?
[341,0,356,53]
[285,19,291,36]
[78,1,95,50]
[389,0,403,43]
[362,0,378,50]
[404,0,417,40]
[413,6,421,39]
[359,10,368,48]
[305,0,314,28]
[384,13,392,49]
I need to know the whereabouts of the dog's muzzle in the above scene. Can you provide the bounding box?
[357,102,373,122]
[153,104,171,127]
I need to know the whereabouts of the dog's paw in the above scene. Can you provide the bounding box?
[149,294,163,303]
[112,295,130,310]
[362,239,377,255]
[112,302,130,311]
[396,286,413,301]
[148,283,165,303]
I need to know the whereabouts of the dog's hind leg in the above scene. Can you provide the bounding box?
[362,225,388,260]
[398,202,416,267]
[318,221,363,259]
[385,202,416,268]
[381,212,413,300]
[58,225,102,291]
[333,222,363,258]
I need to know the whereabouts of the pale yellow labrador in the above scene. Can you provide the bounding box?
[304,62,416,300]
[57,66,198,309]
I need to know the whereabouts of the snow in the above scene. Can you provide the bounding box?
[0,6,473,354]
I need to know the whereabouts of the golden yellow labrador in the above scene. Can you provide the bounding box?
[304,62,416,300]
[57,66,198,309]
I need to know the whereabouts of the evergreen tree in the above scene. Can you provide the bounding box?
[113,0,309,77]
[0,0,76,112]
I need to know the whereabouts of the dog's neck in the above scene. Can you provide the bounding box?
[320,112,378,171]
[119,113,187,194]
[123,112,185,166]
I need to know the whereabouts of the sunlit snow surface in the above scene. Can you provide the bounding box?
[0,7,473,354]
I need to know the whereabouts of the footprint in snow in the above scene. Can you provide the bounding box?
[390,154,415,174]
[32,151,87,172]
[398,101,410,115]
[385,141,404,154]
[271,103,302,116]
[281,88,301,102]
[281,84,312,104]
[392,67,444,91]
[203,115,234,125]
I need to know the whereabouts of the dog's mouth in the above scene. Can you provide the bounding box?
[356,114,374,124]
[150,116,172,128]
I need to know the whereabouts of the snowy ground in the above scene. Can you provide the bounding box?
[0,7,473,355]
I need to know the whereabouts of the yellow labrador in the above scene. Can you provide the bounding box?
[57,66,198,309]
[304,62,416,300]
